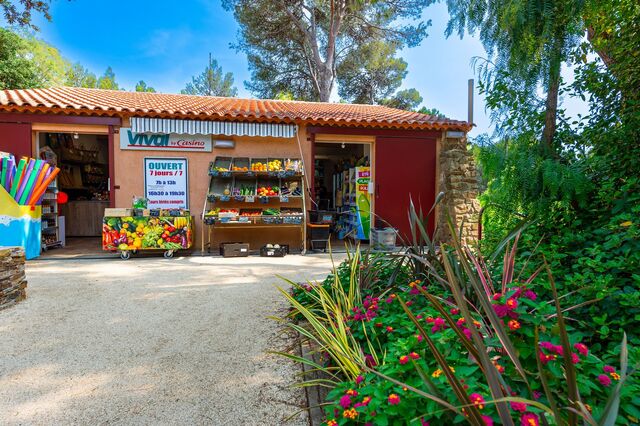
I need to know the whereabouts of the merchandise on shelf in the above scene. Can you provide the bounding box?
[257,185,279,197]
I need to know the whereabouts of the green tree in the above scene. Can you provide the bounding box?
[337,40,408,105]
[135,80,156,93]
[223,0,434,102]
[97,66,119,90]
[181,55,237,97]
[22,32,70,86]
[0,28,39,89]
[381,88,423,111]
[0,0,51,29]
[445,0,587,151]
[65,62,97,88]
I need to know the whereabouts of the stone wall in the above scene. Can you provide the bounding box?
[435,137,481,245]
[0,247,27,309]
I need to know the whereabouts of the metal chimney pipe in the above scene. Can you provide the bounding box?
[468,79,474,125]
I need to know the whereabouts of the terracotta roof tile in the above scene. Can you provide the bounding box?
[0,87,471,131]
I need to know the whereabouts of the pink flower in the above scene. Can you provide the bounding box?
[386,326,393,333]
[508,319,521,330]
[539,341,555,351]
[339,394,352,409]
[364,354,377,367]
[492,293,502,301]
[469,393,485,409]
[524,289,537,300]
[406,300,414,306]
[574,343,588,357]
[388,394,400,405]
[409,352,420,360]
[506,298,518,310]
[482,415,494,426]
[431,317,446,334]
[415,334,423,342]
[399,355,409,365]
[571,353,580,364]
[533,391,541,400]
[538,351,555,365]
[463,328,472,340]
[603,365,616,374]
[456,318,466,327]
[355,375,364,385]
[597,374,612,387]
[450,308,460,315]
[420,419,430,426]
[493,304,509,318]
[521,412,539,426]
[511,401,527,412]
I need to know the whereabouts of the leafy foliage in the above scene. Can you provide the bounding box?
[223,0,434,102]
[135,80,155,93]
[0,28,39,89]
[0,0,50,30]
[181,55,237,97]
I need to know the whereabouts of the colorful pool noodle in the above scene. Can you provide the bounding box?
[28,162,50,203]
[28,167,60,207]
[0,157,6,189]
[4,155,15,191]
[19,159,44,205]
[9,157,26,198]
[15,159,35,203]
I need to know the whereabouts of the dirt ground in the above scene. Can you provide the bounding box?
[0,253,344,425]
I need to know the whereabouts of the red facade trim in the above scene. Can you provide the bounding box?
[0,112,121,126]
[108,126,116,208]
[307,125,443,139]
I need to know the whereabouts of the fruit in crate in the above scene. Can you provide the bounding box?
[257,186,280,197]
[232,166,249,171]
[214,166,229,172]
[240,210,261,217]
[263,208,280,216]
[205,208,220,216]
[251,162,267,171]
[267,160,283,171]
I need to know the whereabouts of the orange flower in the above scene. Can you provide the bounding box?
[342,408,358,419]
[508,319,521,330]
[326,420,337,426]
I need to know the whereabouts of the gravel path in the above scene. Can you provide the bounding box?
[0,254,343,425]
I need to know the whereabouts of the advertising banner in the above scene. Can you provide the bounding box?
[144,157,188,209]
[120,128,212,152]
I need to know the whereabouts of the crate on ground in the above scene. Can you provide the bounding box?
[260,244,287,257]
[104,208,133,217]
[220,242,250,257]
[371,227,397,251]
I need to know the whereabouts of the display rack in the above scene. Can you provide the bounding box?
[41,177,63,250]
[201,157,307,254]
[333,167,371,241]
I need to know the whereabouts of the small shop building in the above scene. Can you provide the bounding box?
[0,87,479,255]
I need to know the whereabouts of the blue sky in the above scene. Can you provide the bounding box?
[31,1,502,135]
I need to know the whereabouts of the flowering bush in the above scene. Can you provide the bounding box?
[285,235,639,425]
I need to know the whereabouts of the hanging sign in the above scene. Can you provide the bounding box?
[120,128,212,152]
[144,158,188,209]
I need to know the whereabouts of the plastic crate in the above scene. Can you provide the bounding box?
[250,158,268,172]
[220,242,250,257]
[209,157,232,176]
[262,216,282,224]
[232,157,250,172]
[260,245,287,257]
[282,215,303,225]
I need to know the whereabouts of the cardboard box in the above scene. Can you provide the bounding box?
[220,243,250,257]
[104,208,133,217]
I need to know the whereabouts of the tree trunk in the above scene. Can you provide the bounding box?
[541,74,560,154]
[317,65,333,102]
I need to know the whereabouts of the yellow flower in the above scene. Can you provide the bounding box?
[449,366,456,373]
[326,420,338,426]
[621,221,633,227]
[342,408,358,419]
[611,372,621,381]
[432,368,443,378]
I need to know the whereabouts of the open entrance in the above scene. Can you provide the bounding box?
[37,132,111,256]
[311,141,372,250]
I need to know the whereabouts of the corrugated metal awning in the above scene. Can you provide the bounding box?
[130,117,297,138]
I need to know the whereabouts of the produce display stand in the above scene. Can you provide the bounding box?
[202,157,307,255]
[103,213,194,260]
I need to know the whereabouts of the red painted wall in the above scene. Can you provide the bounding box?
[0,122,32,157]
[375,136,437,241]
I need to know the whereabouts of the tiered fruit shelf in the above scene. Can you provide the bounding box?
[201,157,307,254]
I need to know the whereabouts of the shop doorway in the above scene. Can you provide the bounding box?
[36,132,111,256]
[311,141,372,250]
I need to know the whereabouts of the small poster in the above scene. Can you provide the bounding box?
[144,157,188,209]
